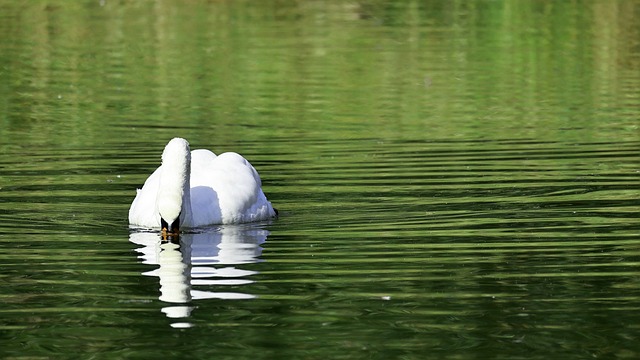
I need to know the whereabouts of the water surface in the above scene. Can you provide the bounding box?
[1,1,639,359]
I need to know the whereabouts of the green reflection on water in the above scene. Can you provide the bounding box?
[0,1,639,359]
[0,0,638,147]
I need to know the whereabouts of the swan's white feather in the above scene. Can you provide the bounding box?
[157,138,191,227]
[128,139,276,229]
[129,167,162,227]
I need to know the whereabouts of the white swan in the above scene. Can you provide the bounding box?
[128,138,276,233]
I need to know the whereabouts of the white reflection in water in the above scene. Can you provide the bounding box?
[129,226,268,324]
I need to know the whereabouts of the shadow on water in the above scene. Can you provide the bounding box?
[129,225,268,328]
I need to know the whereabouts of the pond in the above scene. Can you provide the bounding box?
[1,1,639,359]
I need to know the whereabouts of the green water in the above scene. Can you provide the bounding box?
[1,1,639,359]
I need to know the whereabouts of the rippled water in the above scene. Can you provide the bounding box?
[1,1,639,359]
[2,138,638,358]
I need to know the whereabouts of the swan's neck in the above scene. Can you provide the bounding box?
[157,138,193,230]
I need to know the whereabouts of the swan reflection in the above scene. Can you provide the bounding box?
[129,225,268,324]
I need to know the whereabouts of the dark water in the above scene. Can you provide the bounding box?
[1,1,639,359]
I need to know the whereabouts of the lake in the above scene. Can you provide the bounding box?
[1,1,639,359]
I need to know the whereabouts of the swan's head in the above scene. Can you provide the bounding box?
[157,138,191,236]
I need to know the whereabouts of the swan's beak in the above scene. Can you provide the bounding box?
[161,216,180,241]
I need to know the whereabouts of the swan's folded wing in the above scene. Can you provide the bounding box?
[128,166,162,228]
[191,152,273,224]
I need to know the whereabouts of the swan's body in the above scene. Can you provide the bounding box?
[129,138,276,232]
